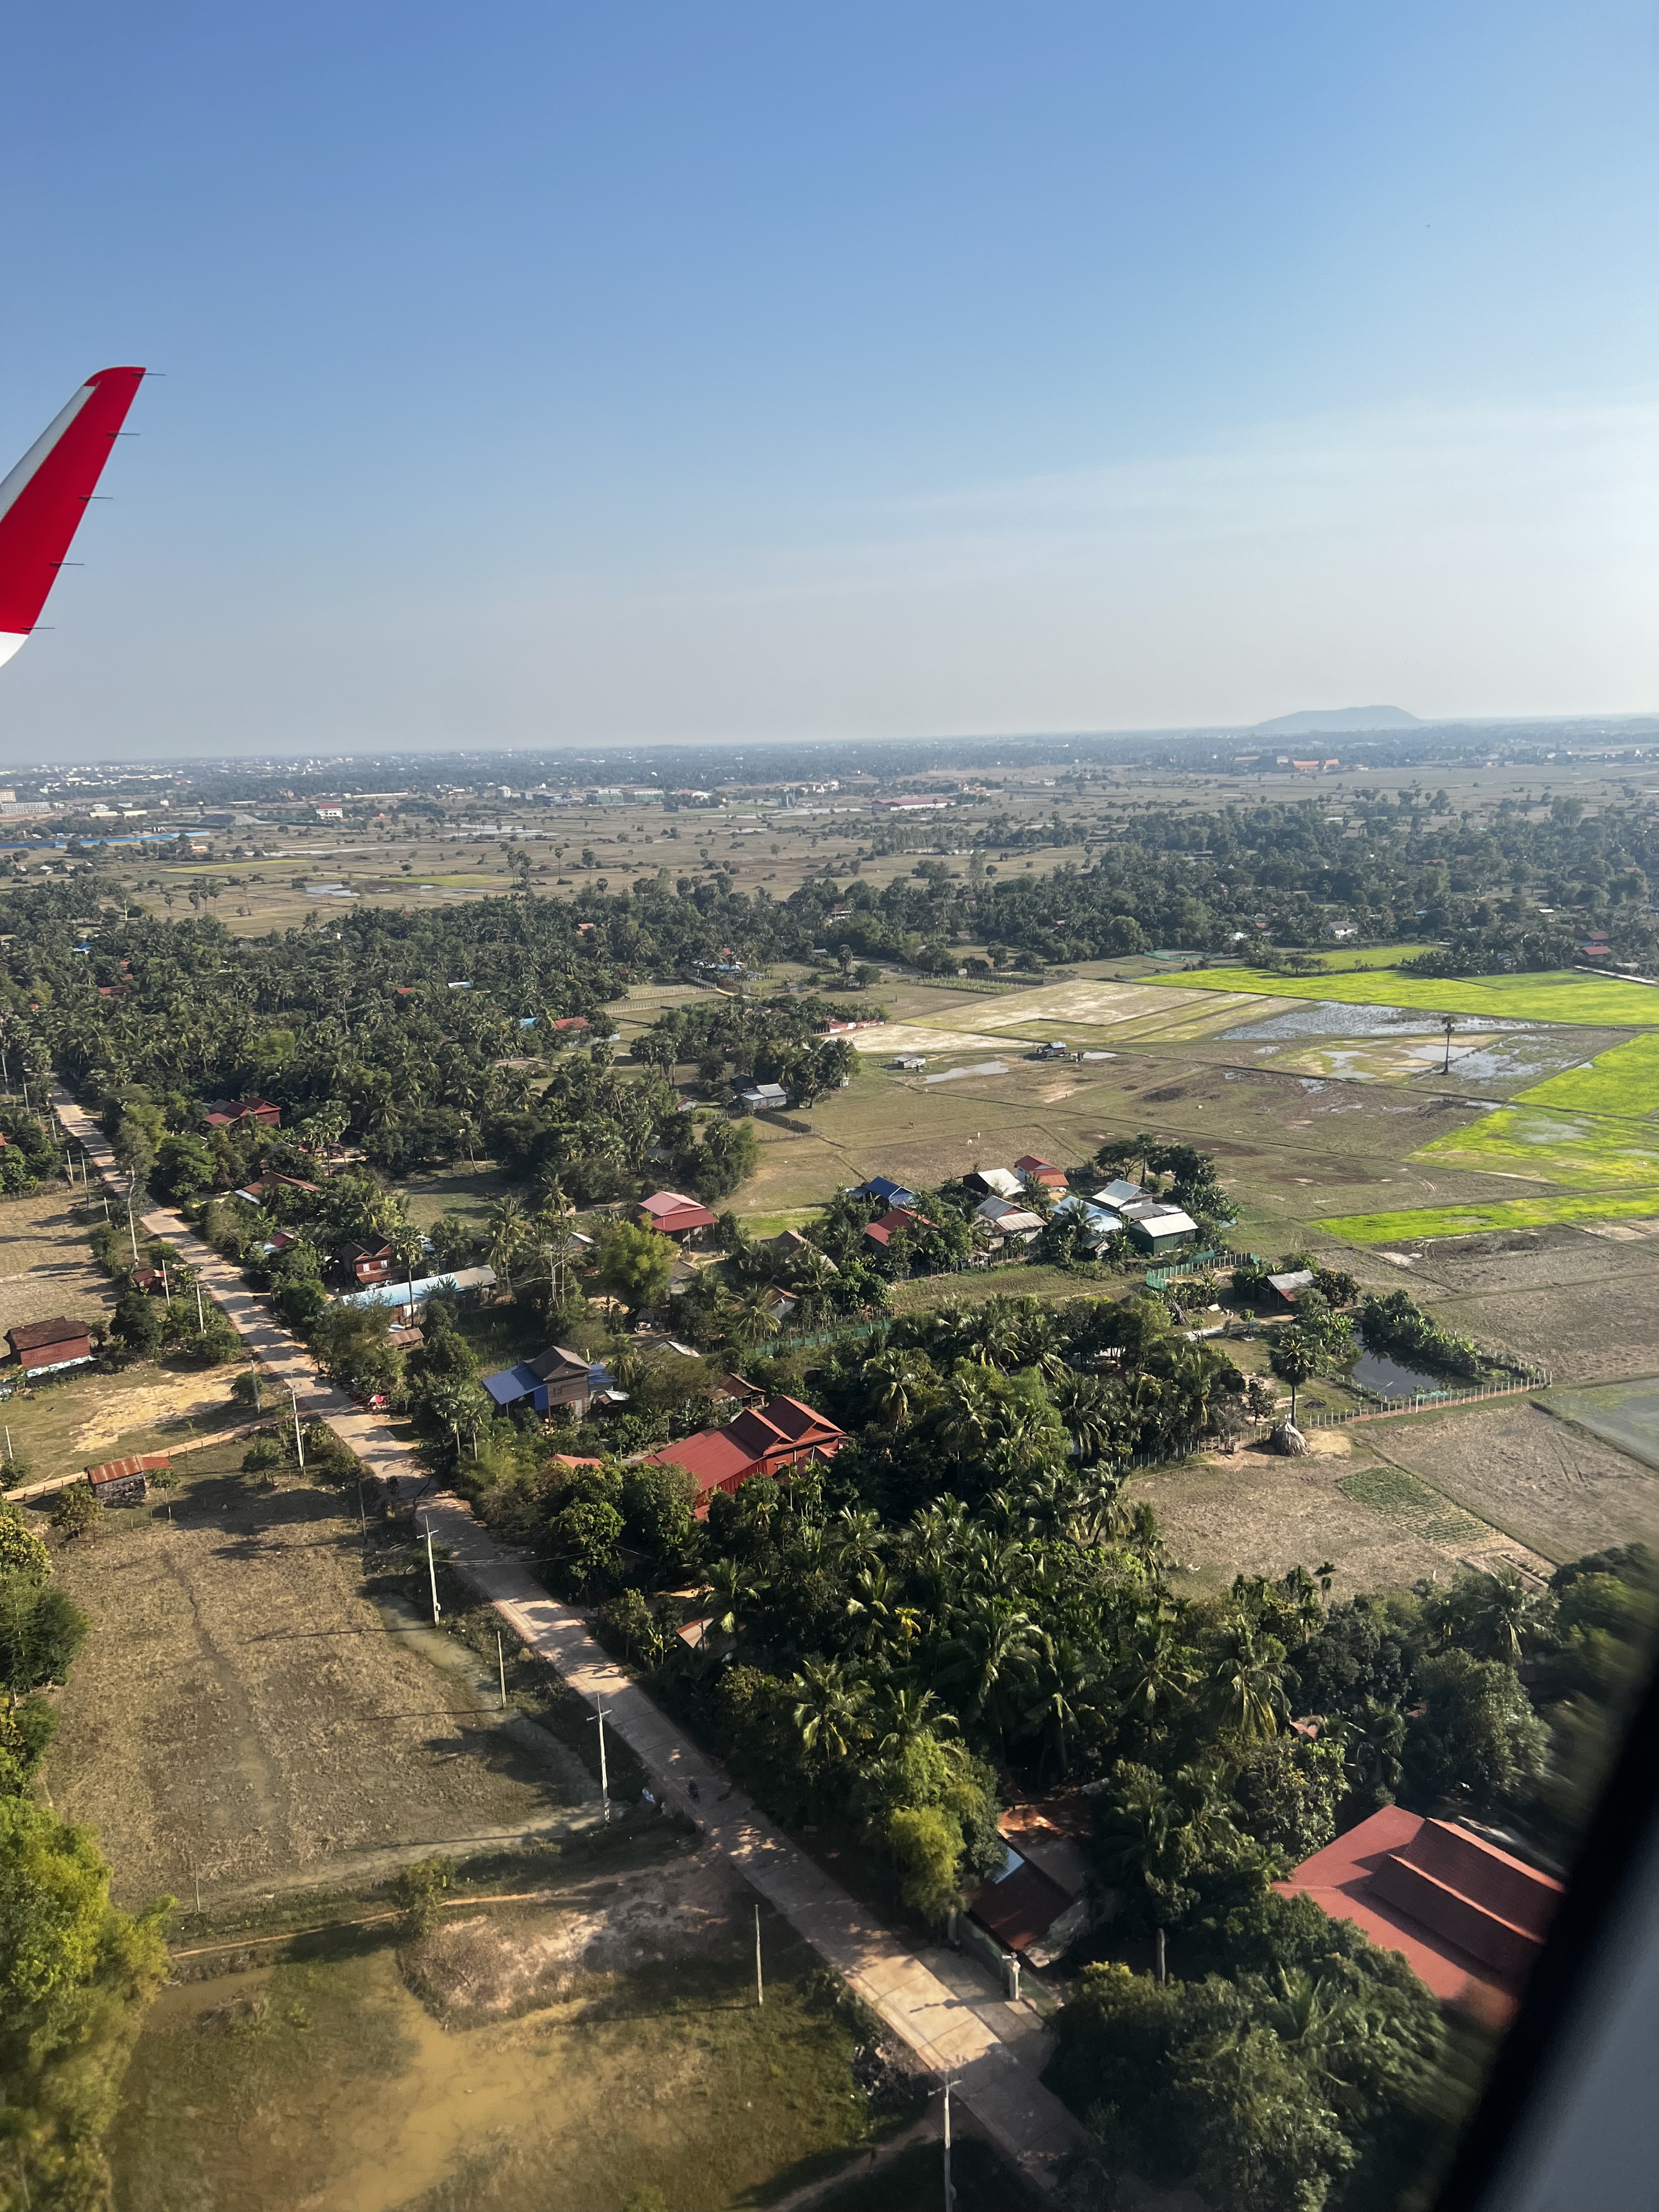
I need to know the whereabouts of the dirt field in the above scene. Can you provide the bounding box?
[1429,1269,1659,1385]
[1541,1381,1659,1474]
[1139,1420,1554,1598]
[0,1186,114,1343]
[43,1446,596,1909]
[110,1841,880,2212]
[0,1360,249,1491]
[1363,1401,1659,1566]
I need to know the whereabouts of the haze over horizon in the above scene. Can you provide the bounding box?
[3,2,1655,763]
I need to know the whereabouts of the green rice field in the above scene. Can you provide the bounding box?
[1164,964,1659,1026]
[1509,1033,1659,1119]
[1316,1190,1659,1244]
[1415,1107,1659,1189]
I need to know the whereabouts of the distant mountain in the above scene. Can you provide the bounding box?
[1251,706,1423,735]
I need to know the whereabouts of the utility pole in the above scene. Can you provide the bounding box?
[497,1630,508,1709]
[1442,1015,1456,1074]
[930,2076,962,2212]
[126,1201,140,1265]
[289,1387,305,1468]
[755,1903,764,2007]
[195,1278,205,1332]
[423,1519,441,1623]
[587,1697,612,1822]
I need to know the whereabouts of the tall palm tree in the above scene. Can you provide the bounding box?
[790,1659,870,1768]
[863,1350,924,1428]
[486,1195,529,1291]
[1207,1618,1288,1743]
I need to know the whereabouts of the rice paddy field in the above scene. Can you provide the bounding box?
[1509,1032,1659,1118]
[1164,963,1659,1027]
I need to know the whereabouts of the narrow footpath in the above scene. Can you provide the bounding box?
[50,1091,1084,2187]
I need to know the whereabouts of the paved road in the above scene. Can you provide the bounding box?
[50,1092,1084,2187]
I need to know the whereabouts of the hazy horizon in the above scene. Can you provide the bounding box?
[4,3,1655,761]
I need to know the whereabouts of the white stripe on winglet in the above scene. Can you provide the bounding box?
[0,634,28,667]
[0,382,95,526]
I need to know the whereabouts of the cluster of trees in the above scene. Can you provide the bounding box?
[1358,1290,1519,1384]
[489,1053,759,1207]
[2,786,1655,1185]
[0,1498,170,2207]
[0,1107,62,1194]
[627,992,860,1104]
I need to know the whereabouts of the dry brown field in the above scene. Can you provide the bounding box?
[43,1447,598,1910]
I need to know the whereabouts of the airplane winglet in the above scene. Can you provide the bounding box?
[0,366,146,666]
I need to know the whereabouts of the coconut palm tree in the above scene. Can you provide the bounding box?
[1207,1617,1288,1743]
[790,1658,871,1767]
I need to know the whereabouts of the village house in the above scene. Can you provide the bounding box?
[337,1238,396,1287]
[85,1452,170,1505]
[7,1317,93,1376]
[202,1097,282,1131]
[734,1081,788,1112]
[482,1343,619,1418]
[644,1395,845,1511]
[849,1176,917,1209]
[864,1205,930,1250]
[637,1191,718,1239]
[1120,1202,1199,1255]
[1278,1807,1563,2020]
[1014,1154,1068,1192]
[965,1167,1024,1201]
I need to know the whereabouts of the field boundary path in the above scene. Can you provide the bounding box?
[49,1090,1084,2190]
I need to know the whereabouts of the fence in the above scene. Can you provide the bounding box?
[1301,1369,1552,1427]
[1145,1248,1262,1288]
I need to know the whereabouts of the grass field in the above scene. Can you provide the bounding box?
[1163,964,1659,1026]
[1139,1428,1520,1598]
[111,1854,883,2212]
[1509,1032,1659,1119]
[0,1360,249,1489]
[1316,1190,1659,1244]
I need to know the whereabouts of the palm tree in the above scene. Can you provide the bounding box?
[938,1599,1042,1743]
[726,1290,781,1350]
[486,1195,529,1291]
[1094,1761,1228,1984]
[1051,1374,1115,1464]
[874,1683,957,1755]
[1338,1698,1406,1809]
[1267,1324,1322,1426]
[790,1659,870,1768]
[863,1350,925,1428]
[1207,1617,1288,1743]
[1115,1609,1196,1728]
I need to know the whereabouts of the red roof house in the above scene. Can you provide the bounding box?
[204,1097,282,1131]
[338,1238,395,1285]
[7,1317,93,1374]
[637,1191,717,1238]
[863,1206,929,1249]
[1014,1154,1068,1190]
[646,1395,844,1511]
[1277,1807,1563,2019]
[86,1452,169,1504]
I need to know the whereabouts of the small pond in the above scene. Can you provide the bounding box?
[1348,1348,1455,1399]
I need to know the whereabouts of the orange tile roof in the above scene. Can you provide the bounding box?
[1277,1807,1563,2017]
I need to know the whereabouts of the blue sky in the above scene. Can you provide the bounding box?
[2,1,1655,757]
